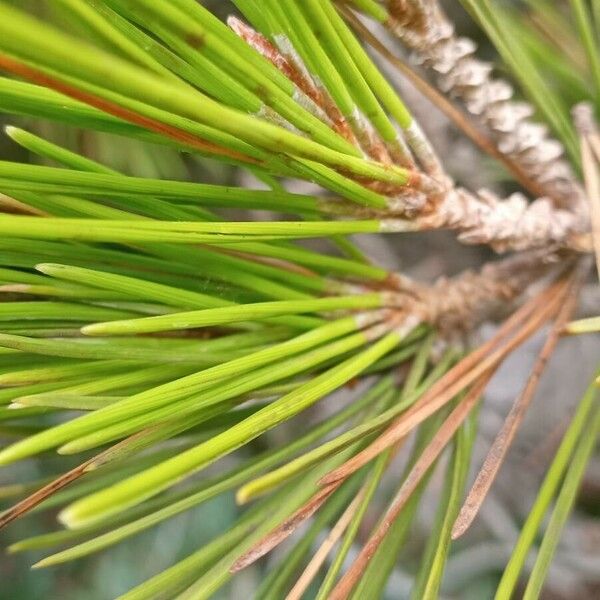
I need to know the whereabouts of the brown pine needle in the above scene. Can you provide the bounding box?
[451,266,585,540]
[285,490,366,600]
[579,135,600,281]
[319,277,568,488]
[233,435,408,574]
[224,248,320,278]
[0,54,257,164]
[0,461,92,530]
[589,130,600,165]
[228,16,361,151]
[230,484,338,573]
[0,193,47,216]
[328,373,492,600]
[0,427,154,530]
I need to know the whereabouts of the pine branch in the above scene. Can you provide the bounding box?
[0,2,596,598]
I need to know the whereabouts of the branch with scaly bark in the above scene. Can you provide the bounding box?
[346,0,591,250]
[415,188,589,252]
[337,186,588,252]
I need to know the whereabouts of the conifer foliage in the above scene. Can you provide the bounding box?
[0,1,598,597]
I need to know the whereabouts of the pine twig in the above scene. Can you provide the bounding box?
[417,187,588,252]
[342,6,589,252]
